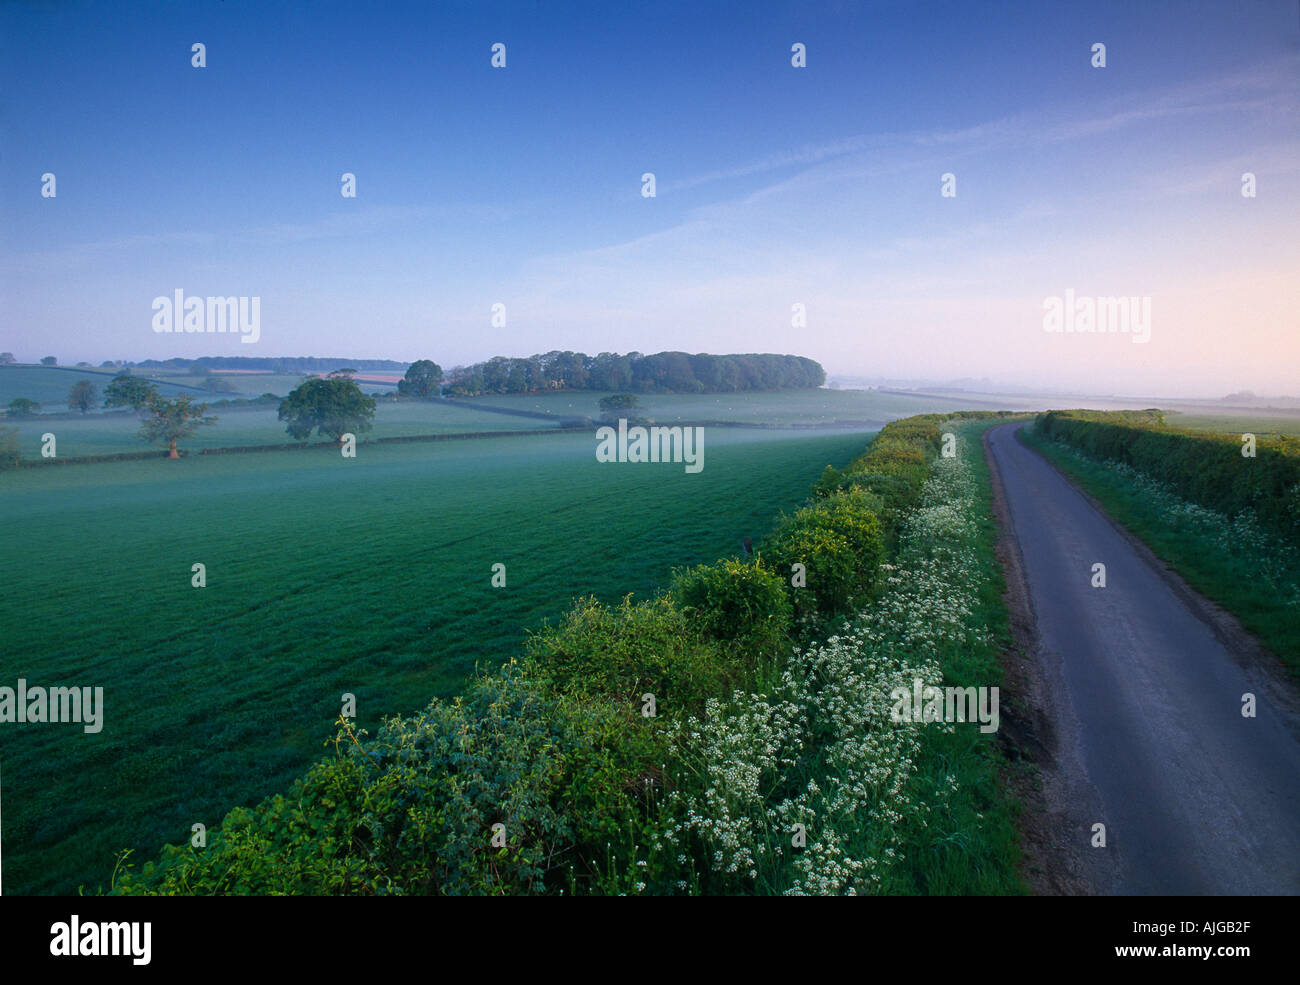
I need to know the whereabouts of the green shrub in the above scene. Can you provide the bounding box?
[113,664,659,896]
[764,490,886,618]
[845,472,913,515]
[671,557,792,658]
[525,594,739,717]
[811,464,845,498]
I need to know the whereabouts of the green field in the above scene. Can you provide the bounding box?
[1164,410,1300,440]
[0,366,404,419]
[0,365,204,409]
[0,425,874,895]
[458,388,1000,425]
[5,400,561,459]
[4,386,1032,461]
[149,372,401,397]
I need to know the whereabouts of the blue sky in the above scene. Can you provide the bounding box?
[2,0,1297,395]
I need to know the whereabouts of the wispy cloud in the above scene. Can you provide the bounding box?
[2,202,512,270]
[668,53,1299,200]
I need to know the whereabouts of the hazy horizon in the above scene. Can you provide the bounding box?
[3,0,1297,396]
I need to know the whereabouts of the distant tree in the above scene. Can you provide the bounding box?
[139,393,218,459]
[201,375,236,394]
[279,375,376,444]
[589,352,633,391]
[103,376,159,412]
[67,380,98,414]
[189,363,212,377]
[330,368,358,378]
[443,363,486,397]
[99,360,117,369]
[0,352,15,365]
[398,360,444,398]
[598,393,639,412]
[76,361,91,367]
[7,397,40,418]
[40,356,57,367]
[482,356,512,393]
[598,393,640,424]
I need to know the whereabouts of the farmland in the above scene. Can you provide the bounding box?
[3,400,568,459]
[0,365,204,408]
[1,386,1024,460]
[455,387,1012,426]
[1164,410,1300,440]
[148,372,401,398]
[0,424,875,895]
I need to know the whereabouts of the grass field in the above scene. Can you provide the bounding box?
[149,373,401,397]
[0,365,203,409]
[0,425,874,895]
[5,400,562,458]
[5,387,1030,460]
[1164,410,1300,439]
[458,388,1002,425]
[0,366,404,419]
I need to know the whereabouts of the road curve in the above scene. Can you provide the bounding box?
[986,421,1300,895]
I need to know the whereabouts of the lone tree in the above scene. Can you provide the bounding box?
[598,393,638,413]
[598,392,639,424]
[139,393,218,459]
[103,375,158,412]
[67,380,99,414]
[397,359,443,399]
[0,352,15,365]
[40,356,57,367]
[279,374,376,444]
[7,397,40,418]
[201,375,236,394]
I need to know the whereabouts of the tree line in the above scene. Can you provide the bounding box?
[438,351,825,397]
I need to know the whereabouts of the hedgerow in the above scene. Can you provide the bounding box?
[112,664,662,895]
[1037,410,1300,545]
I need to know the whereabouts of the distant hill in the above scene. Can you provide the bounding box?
[134,356,409,373]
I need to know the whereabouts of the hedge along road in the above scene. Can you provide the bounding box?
[986,421,1300,895]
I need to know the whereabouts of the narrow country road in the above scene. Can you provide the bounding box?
[986,421,1300,895]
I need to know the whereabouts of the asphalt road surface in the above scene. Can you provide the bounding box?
[987,422,1300,895]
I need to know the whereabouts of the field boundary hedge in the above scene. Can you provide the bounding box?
[2,427,575,467]
[1036,410,1300,544]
